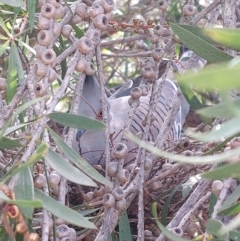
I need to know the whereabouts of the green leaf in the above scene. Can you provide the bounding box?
[49,112,106,130]
[152,202,186,241]
[0,0,24,7]
[204,28,240,51]
[0,40,9,57]
[14,167,34,219]
[0,96,47,141]
[206,219,228,239]
[177,62,240,91]
[127,132,240,164]
[170,23,232,63]
[0,190,42,207]
[27,0,36,31]
[6,43,18,104]
[189,117,240,143]
[229,231,240,241]
[198,98,240,119]
[220,185,240,211]
[1,143,48,183]
[0,17,10,36]
[13,42,24,84]
[218,201,240,216]
[34,188,96,229]
[202,162,240,180]
[118,211,133,241]
[44,149,97,187]
[48,128,112,187]
[0,137,23,149]
[209,193,218,217]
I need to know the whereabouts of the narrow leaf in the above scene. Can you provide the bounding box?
[6,43,18,104]
[0,137,23,149]
[206,219,228,239]
[2,143,48,182]
[48,128,112,187]
[13,43,24,84]
[44,149,97,187]
[204,28,240,51]
[0,40,9,57]
[27,0,36,31]
[170,23,232,63]
[0,0,24,7]
[218,201,240,216]
[34,188,96,229]
[220,185,240,211]
[126,132,240,164]
[119,211,133,241]
[0,17,10,36]
[49,112,106,130]
[14,167,34,219]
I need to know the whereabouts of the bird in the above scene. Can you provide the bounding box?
[72,72,190,167]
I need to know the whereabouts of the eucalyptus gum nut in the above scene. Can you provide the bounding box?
[78,37,94,54]
[48,68,57,83]
[89,3,104,19]
[116,169,129,183]
[144,230,153,237]
[37,16,50,30]
[75,58,87,72]
[162,163,173,171]
[103,193,115,208]
[92,14,108,31]
[141,57,155,68]
[106,162,118,177]
[128,97,140,107]
[16,222,27,234]
[211,180,223,196]
[54,5,65,19]
[34,82,48,97]
[71,14,82,24]
[84,61,95,75]
[96,0,114,13]
[49,171,61,187]
[47,0,62,8]
[150,33,159,43]
[41,3,56,19]
[183,5,196,16]
[38,0,46,7]
[141,66,155,79]
[34,174,47,188]
[153,24,163,35]
[112,187,124,200]
[69,228,77,240]
[35,44,47,58]
[37,30,53,46]
[178,139,190,149]
[35,61,47,77]
[53,22,62,37]
[171,227,184,237]
[75,3,89,19]
[61,24,73,38]
[83,191,94,202]
[41,49,56,65]
[112,143,128,159]
[130,87,142,99]
[182,150,194,156]
[158,0,168,10]
[151,48,165,61]
[56,224,70,239]
[144,158,153,171]
[115,198,126,212]
[95,186,105,197]
[85,29,101,46]
[0,78,7,90]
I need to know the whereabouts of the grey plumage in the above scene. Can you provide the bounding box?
[73,75,189,167]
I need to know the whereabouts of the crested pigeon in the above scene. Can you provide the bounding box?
[72,72,190,167]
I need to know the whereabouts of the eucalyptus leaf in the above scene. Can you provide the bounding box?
[0,40,9,57]
[170,23,232,63]
[204,28,240,51]
[0,137,23,149]
[49,112,106,130]
[48,128,112,187]
[0,0,24,7]
[119,211,133,241]
[34,188,96,229]
[44,149,97,187]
